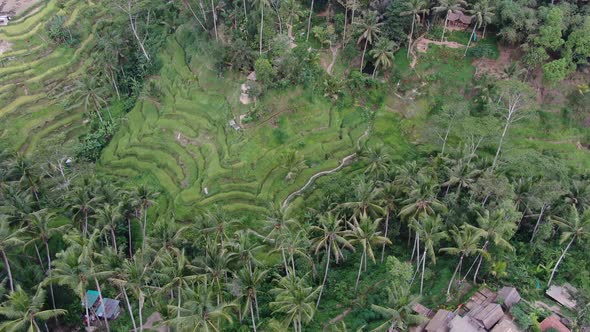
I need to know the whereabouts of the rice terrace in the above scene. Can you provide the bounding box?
[0,0,589,331]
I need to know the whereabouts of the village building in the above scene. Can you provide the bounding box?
[447,11,472,29]
[0,15,11,26]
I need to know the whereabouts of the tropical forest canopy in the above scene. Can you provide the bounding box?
[0,0,589,330]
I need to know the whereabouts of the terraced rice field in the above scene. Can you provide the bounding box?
[0,0,91,154]
[98,31,376,217]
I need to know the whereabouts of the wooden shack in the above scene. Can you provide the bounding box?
[497,287,521,309]
[447,11,472,29]
[425,310,455,332]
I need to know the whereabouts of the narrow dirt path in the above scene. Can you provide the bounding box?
[410,36,465,68]
[281,127,370,208]
[326,44,339,75]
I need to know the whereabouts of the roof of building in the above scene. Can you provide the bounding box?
[546,284,578,310]
[468,303,504,330]
[447,11,473,24]
[96,298,121,320]
[449,316,485,332]
[84,290,100,309]
[426,310,455,332]
[539,315,571,332]
[413,303,435,318]
[497,287,521,308]
[491,318,521,332]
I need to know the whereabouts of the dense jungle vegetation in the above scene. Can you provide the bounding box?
[0,0,589,330]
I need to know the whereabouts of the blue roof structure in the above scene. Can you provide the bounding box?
[96,298,121,320]
[84,290,100,309]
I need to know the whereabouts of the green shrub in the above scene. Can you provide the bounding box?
[467,44,497,58]
[76,119,118,161]
[47,15,80,47]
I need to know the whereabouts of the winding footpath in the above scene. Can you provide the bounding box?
[281,127,370,208]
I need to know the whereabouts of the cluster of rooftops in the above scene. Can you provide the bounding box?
[409,284,581,332]
[83,290,121,324]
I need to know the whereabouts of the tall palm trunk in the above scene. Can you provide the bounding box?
[127,218,133,257]
[472,241,489,283]
[440,12,449,42]
[420,246,427,295]
[259,5,264,54]
[94,277,110,332]
[121,286,138,331]
[548,236,576,286]
[142,205,148,252]
[407,15,415,57]
[110,227,118,252]
[359,38,369,73]
[243,0,247,22]
[1,249,14,292]
[43,242,57,315]
[306,0,315,41]
[316,242,331,309]
[446,254,464,296]
[463,23,477,57]
[530,203,547,243]
[250,296,257,332]
[342,6,348,45]
[211,0,219,40]
[355,248,365,290]
[380,210,390,263]
[372,62,379,78]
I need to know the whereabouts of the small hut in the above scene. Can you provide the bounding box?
[497,287,521,309]
[546,284,578,310]
[96,299,121,320]
[539,315,571,332]
[425,310,455,332]
[447,11,472,29]
[0,16,10,26]
[467,303,504,330]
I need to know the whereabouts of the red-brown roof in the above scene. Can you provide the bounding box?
[447,11,472,24]
[539,315,571,332]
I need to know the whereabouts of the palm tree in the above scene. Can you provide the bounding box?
[410,215,446,295]
[399,174,446,220]
[356,11,383,73]
[229,231,263,276]
[156,248,203,325]
[362,145,392,179]
[95,203,123,252]
[6,154,41,203]
[464,3,483,56]
[348,213,391,290]
[377,181,398,262]
[131,185,159,251]
[47,247,92,328]
[400,0,429,57]
[564,179,590,211]
[280,150,307,183]
[473,0,495,38]
[68,187,98,237]
[166,283,234,331]
[71,75,109,122]
[197,243,235,305]
[271,229,312,278]
[306,0,315,41]
[232,267,269,331]
[467,206,517,283]
[0,286,66,331]
[548,206,590,286]
[310,213,354,308]
[369,39,396,78]
[339,179,384,218]
[432,0,467,42]
[0,220,25,293]
[441,156,482,199]
[270,273,320,332]
[440,226,484,297]
[252,0,270,54]
[370,287,427,331]
[26,210,70,313]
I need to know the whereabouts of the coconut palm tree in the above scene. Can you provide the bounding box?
[47,247,92,328]
[355,11,383,73]
[310,213,354,308]
[370,287,427,331]
[95,203,122,252]
[400,0,429,57]
[440,226,484,297]
[280,150,307,183]
[197,243,235,305]
[464,3,483,56]
[270,273,320,332]
[362,145,392,179]
[441,156,483,199]
[130,185,159,251]
[0,220,25,293]
[229,231,264,276]
[377,181,399,262]
[0,286,66,332]
[6,154,41,203]
[252,0,270,54]
[410,215,446,295]
[432,0,467,42]
[68,187,98,237]
[71,75,109,122]
[473,0,495,38]
[166,283,234,331]
[306,0,315,41]
[348,213,391,290]
[548,206,590,286]
[232,267,269,331]
[339,179,385,218]
[271,229,312,278]
[467,206,517,283]
[399,174,446,220]
[26,210,70,313]
[369,39,396,78]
